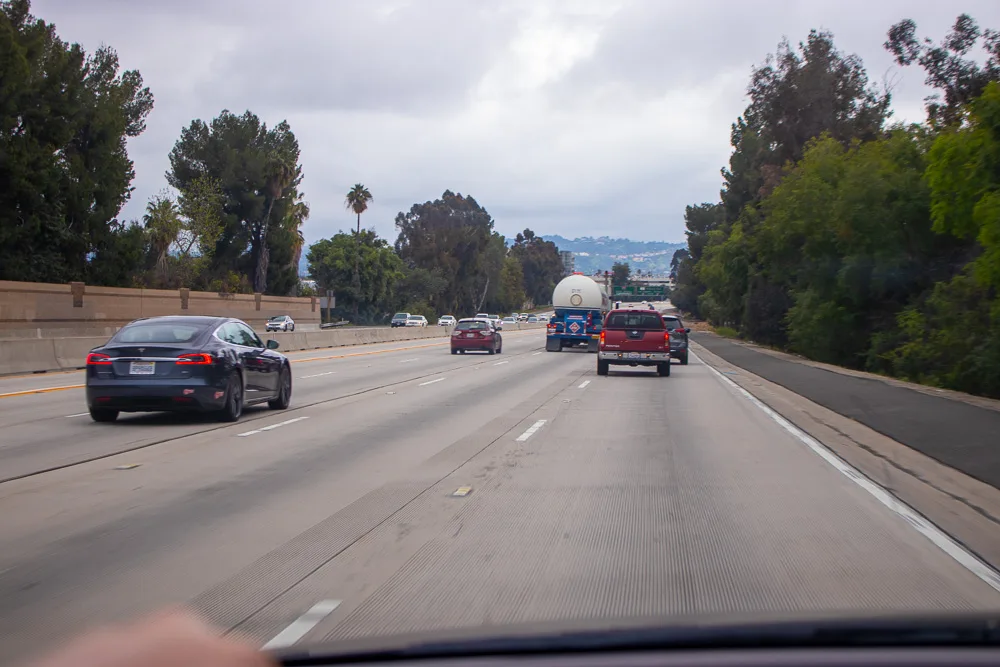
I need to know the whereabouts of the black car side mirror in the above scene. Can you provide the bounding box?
[266,339,280,350]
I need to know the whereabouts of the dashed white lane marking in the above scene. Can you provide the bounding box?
[532,352,543,356]
[516,419,547,442]
[399,358,419,363]
[262,599,341,650]
[701,354,1000,594]
[299,371,335,379]
[237,416,310,437]
[65,412,89,418]
[493,360,509,366]
[578,380,591,389]
[418,377,445,386]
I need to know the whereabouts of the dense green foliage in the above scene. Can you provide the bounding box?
[304,191,557,324]
[673,15,1000,397]
[0,0,153,283]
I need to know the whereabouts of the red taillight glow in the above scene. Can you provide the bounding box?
[664,331,671,345]
[176,353,212,365]
[86,353,112,365]
[599,330,605,345]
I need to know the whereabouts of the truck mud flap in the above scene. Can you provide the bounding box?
[545,338,562,352]
[587,338,599,352]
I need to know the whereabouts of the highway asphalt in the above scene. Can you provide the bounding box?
[1,329,998,664]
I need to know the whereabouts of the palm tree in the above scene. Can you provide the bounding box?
[345,183,373,234]
[144,195,182,286]
[345,184,373,317]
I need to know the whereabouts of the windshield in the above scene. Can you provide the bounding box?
[456,321,489,331]
[116,323,203,343]
[6,3,1000,664]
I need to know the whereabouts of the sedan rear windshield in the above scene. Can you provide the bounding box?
[393,313,408,319]
[605,312,665,330]
[117,323,204,343]
[662,317,683,329]
[268,316,287,322]
[456,321,489,331]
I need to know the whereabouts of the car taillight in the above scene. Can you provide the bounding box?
[599,331,605,345]
[664,331,671,345]
[177,353,213,365]
[86,352,112,365]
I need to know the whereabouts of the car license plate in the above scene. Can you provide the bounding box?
[627,352,642,360]
[466,333,476,338]
[129,361,155,375]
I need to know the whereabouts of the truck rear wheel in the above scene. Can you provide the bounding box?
[657,362,671,377]
[545,338,561,352]
[597,360,609,376]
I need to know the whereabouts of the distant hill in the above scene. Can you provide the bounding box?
[300,235,687,277]
[541,235,686,275]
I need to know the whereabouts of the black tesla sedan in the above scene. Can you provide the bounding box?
[85,316,292,423]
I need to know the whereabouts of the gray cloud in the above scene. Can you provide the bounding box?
[29,0,1000,245]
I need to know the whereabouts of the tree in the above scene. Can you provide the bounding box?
[176,174,224,257]
[394,191,504,315]
[345,183,374,317]
[167,109,302,295]
[611,262,630,289]
[345,184,373,234]
[307,230,403,324]
[498,256,526,312]
[885,14,1000,126]
[143,194,182,286]
[87,220,150,288]
[0,0,154,283]
[509,229,563,305]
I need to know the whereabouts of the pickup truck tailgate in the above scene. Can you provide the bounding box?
[602,328,668,352]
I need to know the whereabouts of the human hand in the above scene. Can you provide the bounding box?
[24,609,274,667]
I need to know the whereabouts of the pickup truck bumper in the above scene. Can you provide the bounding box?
[598,350,671,365]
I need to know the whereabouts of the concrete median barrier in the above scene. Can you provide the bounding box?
[0,322,548,375]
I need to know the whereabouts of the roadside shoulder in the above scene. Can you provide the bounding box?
[692,340,1000,573]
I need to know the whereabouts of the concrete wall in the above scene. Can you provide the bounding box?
[0,280,320,335]
[0,323,548,376]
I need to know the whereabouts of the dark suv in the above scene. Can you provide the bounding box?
[661,315,690,365]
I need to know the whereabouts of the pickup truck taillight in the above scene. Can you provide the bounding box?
[599,330,605,345]
[664,331,671,346]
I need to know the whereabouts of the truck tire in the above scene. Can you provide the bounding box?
[657,362,671,377]
[545,338,561,352]
[597,360,609,376]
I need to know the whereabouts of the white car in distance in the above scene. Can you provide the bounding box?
[265,315,295,332]
[437,315,457,326]
[502,316,517,328]
[405,315,428,327]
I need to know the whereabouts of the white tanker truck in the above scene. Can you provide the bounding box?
[545,274,610,352]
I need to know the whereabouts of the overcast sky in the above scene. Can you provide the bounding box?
[31,0,1000,244]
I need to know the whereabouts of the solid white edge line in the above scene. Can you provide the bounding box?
[418,377,445,386]
[698,352,1000,593]
[300,371,335,379]
[262,599,341,650]
[64,412,89,418]
[515,419,547,442]
[578,380,591,389]
[493,360,509,366]
[532,351,543,355]
[399,358,419,363]
[237,416,310,438]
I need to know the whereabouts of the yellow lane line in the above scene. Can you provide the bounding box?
[0,384,86,399]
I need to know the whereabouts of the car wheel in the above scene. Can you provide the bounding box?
[218,373,244,422]
[680,351,689,365]
[89,408,119,423]
[451,348,458,355]
[657,362,671,377]
[597,360,609,376]
[290,324,295,332]
[268,366,292,410]
[488,344,496,355]
[459,349,466,354]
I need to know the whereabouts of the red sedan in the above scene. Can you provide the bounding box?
[451,318,502,355]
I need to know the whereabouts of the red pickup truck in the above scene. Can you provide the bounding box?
[597,308,671,377]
